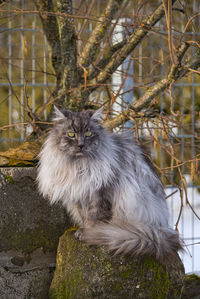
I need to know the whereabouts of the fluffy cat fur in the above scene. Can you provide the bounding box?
[37,107,182,263]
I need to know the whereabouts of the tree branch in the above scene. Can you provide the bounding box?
[80,0,125,68]
[105,42,200,130]
[89,0,177,88]
[88,39,127,81]
[87,0,129,80]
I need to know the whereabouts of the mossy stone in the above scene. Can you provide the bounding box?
[182,274,200,299]
[50,229,185,299]
[0,167,70,254]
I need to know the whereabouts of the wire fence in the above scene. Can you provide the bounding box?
[0,0,199,273]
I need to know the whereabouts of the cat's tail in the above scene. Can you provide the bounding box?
[80,220,183,263]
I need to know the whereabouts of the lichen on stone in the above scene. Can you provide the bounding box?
[50,229,185,299]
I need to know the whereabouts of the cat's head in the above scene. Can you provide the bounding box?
[51,106,105,159]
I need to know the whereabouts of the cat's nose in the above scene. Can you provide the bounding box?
[78,143,84,150]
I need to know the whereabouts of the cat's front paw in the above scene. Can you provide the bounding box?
[75,228,84,241]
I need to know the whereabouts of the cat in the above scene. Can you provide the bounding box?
[37,106,183,263]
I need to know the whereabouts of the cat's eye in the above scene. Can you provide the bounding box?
[68,132,75,138]
[85,131,92,137]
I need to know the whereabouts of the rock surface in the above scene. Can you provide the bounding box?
[0,167,191,299]
[0,265,54,299]
[0,167,70,299]
[50,230,185,299]
[182,274,200,299]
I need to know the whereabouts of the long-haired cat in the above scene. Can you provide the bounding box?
[37,107,182,263]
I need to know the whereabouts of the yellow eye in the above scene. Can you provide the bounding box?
[68,132,75,138]
[85,131,92,137]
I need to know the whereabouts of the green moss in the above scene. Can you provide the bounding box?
[51,275,83,299]
[99,22,106,35]
[50,231,86,299]
[114,283,120,291]
[185,274,200,283]
[12,228,55,252]
[5,175,16,184]
[182,274,200,298]
[104,261,112,272]
[50,231,184,298]
[104,48,111,59]
[136,257,171,299]
[50,284,68,299]
[120,266,133,279]
[143,256,159,269]
[1,220,61,254]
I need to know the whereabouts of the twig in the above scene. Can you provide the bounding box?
[0,121,54,131]
[162,0,176,64]
[174,166,184,230]
[78,0,96,36]
[188,68,200,75]
[165,189,178,199]
[179,12,200,45]
[184,242,200,247]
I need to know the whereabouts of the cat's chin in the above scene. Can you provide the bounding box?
[74,151,85,158]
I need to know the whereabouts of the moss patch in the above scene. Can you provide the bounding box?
[185,274,200,283]
[182,274,200,299]
[1,219,62,254]
[50,230,185,299]
[5,175,16,184]
[139,257,170,299]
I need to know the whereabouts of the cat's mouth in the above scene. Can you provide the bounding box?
[75,150,85,157]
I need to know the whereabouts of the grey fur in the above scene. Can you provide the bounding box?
[37,107,182,263]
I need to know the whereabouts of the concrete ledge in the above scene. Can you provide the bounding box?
[0,167,70,298]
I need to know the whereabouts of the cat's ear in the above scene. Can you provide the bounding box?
[91,107,104,121]
[53,105,66,121]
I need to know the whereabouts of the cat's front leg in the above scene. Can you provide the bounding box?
[75,190,113,241]
[74,219,98,241]
[71,202,98,241]
[74,227,85,240]
[66,201,86,227]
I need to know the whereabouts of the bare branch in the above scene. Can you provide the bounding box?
[162,0,176,64]
[78,0,96,36]
[0,8,109,21]
[104,42,200,130]
[80,0,125,68]
[88,40,127,80]
[87,0,130,79]
[179,12,200,45]
[92,0,177,87]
